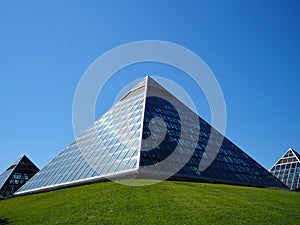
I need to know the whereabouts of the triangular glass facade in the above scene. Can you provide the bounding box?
[139,77,286,188]
[16,76,286,195]
[0,155,39,197]
[269,148,300,190]
[16,79,146,194]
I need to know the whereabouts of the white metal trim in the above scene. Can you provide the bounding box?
[15,167,138,195]
[136,76,148,170]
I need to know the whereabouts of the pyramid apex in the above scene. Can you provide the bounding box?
[145,75,153,81]
[143,75,160,88]
[144,75,162,87]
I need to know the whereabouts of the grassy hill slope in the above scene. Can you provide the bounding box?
[0,180,299,224]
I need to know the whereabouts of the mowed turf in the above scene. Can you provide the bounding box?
[0,180,299,225]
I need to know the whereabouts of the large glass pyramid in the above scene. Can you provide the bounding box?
[0,155,39,197]
[16,76,286,195]
[269,148,300,190]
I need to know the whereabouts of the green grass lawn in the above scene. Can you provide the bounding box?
[0,180,299,225]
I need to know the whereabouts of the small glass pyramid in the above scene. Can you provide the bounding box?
[0,155,39,197]
[270,148,300,190]
[16,76,286,195]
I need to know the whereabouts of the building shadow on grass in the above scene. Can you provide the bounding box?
[0,218,10,224]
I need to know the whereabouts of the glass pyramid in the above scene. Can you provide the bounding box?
[269,148,300,190]
[16,76,286,195]
[0,155,39,197]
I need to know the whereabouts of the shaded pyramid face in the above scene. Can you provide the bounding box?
[16,77,286,195]
[270,148,300,190]
[0,155,39,197]
[139,78,286,188]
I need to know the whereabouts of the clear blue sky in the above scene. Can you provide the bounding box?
[0,1,299,172]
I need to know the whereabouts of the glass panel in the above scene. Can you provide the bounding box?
[17,82,145,193]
